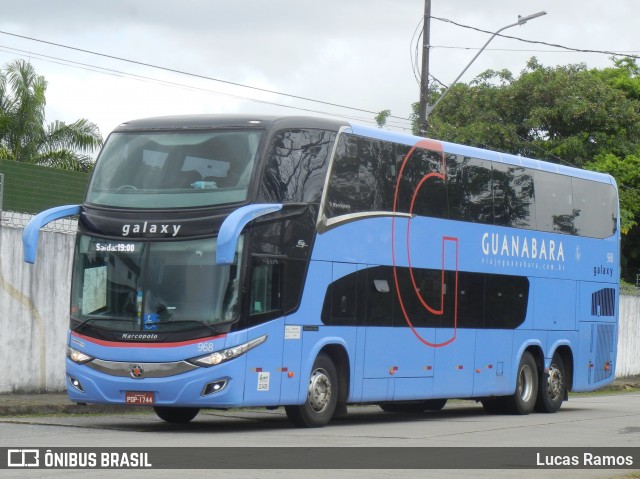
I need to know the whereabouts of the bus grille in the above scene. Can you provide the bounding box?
[591,288,615,317]
[594,323,615,383]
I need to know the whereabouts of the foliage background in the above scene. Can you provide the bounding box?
[409,58,640,282]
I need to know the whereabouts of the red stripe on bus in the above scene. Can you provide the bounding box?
[70,331,226,348]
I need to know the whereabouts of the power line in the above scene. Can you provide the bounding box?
[0,29,413,124]
[0,44,413,130]
[432,45,640,54]
[431,15,640,60]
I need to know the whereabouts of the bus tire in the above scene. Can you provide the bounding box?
[285,353,338,428]
[504,351,538,415]
[153,406,200,423]
[535,353,566,413]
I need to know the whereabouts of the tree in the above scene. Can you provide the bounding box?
[0,59,102,171]
[375,109,391,128]
[416,58,640,281]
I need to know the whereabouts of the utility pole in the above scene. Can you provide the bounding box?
[417,0,431,136]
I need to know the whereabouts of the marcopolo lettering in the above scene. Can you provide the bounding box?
[121,222,182,237]
[120,333,159,341]
[481,232,565,262]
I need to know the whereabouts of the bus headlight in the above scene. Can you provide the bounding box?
[188,335,268,367]
[67,346,95,364]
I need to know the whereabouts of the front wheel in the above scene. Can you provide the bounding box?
[153,406,200,423]
[535,353,566,413]
[285,353,338,428]
[504,351,538,415]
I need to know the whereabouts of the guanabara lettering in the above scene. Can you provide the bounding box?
[481,232,565,262]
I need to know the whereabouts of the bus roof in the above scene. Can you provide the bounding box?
[113,114,349,132]
[350,123,616,187]
[111,114,615,188]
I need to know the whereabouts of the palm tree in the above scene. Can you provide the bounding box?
[0,59,102,171]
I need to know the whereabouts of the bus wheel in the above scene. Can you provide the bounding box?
[504,351,538,415]
[153,406,200,423]
[285,353,338,428]
[535,353,566,413]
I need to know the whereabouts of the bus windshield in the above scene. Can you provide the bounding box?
[85,130,263,208]
[70,235,243,335]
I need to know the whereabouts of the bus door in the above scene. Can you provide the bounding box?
[242,256,286,407]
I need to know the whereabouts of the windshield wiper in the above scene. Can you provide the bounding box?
[152,319,227,335]
[72,315,135,328]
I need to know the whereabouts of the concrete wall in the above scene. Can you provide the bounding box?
[0,216,76,392]
[0,215,639,393]
[616,294,640,378]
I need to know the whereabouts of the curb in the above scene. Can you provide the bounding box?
[0,395,144,417]
[1,376,638,417]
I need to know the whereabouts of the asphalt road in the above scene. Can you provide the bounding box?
[0,393,639,479]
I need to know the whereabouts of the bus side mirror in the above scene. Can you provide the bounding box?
[216,203,282,265]
[23,205,81,264]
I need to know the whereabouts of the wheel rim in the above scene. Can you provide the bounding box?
[518,364,534,403]
[546,363,564,401]
[307,367,332,413]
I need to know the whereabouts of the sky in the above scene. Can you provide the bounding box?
[0,0,637,141]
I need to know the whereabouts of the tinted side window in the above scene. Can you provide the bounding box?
[492,163,536,229]
[248,256,282,325]
[457,272,485,328]
[572,178,618,238]
[447,156,493,223]
[484,274,529,329]
[325,134,397,219]
[321,270,358,326]
[261,129,335,203]
[325,135,360,218]
[365,266,396,326]
[248,255,306,327]
[396,147,448,218]
[535,171,575,234]
[321,266,528,330]
[359,137,397,212]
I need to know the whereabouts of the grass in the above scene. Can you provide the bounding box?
[570,378,640,397]
[620,280,640,296]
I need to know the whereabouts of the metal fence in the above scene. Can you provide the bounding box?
[0,210,77,235]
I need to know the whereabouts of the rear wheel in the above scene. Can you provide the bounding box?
[503,351,538,415]
[153,406,200,423]
[285,353,338,427]
[535,353,566,413]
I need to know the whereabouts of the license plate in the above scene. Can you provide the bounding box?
[125,391,154,405]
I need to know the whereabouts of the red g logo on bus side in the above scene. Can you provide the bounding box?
[391,139,458,348]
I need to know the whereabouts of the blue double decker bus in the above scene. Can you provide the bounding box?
[23,115,619,427]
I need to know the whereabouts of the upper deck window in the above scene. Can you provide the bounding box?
[86,130,263,208]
